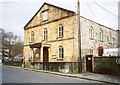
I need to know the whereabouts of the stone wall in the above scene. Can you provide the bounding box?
[24,3,119,73]
[24,3,75,29]
[24,3,77,67]
[80,17,118,57]
[94,57,120,76]
[80,17,118,72]
[30,62,79,73]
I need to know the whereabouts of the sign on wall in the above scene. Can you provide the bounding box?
[116,58,120,64]
[103,48,120,57]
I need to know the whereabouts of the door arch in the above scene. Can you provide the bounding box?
[98,45,103,56]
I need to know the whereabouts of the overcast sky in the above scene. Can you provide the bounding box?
[0,0,119,40]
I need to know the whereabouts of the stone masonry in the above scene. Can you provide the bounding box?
[24,3,118,73]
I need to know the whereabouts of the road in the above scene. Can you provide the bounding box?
[2,66,110,84]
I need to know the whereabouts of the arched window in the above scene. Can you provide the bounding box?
[110,32,112,43]
[99,30,103,42]
[59,46,64,59]
[30,31,34,42]
[58,24,63,37]
[89,26,94,39]
[43,28,48,40]
[107,32,112,43]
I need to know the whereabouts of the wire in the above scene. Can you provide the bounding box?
[86,1,100,23]
[91,0,119,18]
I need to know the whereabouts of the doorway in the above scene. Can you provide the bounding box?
[86,55,93,72]
[43,47,49,70]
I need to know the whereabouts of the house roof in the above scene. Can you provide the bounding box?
[80,16,117,31]
[24,2,76,29]
[24,2,117,31]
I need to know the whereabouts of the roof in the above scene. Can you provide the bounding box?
[80,16,117,31]
[24,2,76,29]
[24,2,117,31]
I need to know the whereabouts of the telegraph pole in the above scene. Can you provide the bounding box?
[77,0,82,73]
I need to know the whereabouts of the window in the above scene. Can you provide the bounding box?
[108,33,112,43]
[58,24,63,37]
[42,11,48,21]
[58,46,64,59]
[113,38,115,44]
[30,31,34,42]
[107,36,109,42]
[43,28,48,40]
[90,48,94,55]
[99,30,103,42]
[112,38,114,44]
[29,49,33,62]
[110,33,112,43]
[89,26,94,39]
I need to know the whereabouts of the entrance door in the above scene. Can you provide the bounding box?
[43,47,49,70]
[86,55,93,72]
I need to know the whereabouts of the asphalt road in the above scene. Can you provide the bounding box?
[2,66,110,84]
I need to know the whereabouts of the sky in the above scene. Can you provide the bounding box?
[0,0,119,40]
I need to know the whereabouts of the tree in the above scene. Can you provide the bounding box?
[11,42,23,57]
[0,28,23,57]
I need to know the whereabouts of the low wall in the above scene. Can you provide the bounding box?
[3,61,23,67]
[94,57,120,76]
[29,62,79,73]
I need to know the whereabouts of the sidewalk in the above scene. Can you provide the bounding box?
[4,65,120,85]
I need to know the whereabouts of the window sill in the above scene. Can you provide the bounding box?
[57,58,64,61]
[42,40,48,42]
[57,36,64,39]
[42,19,48,22]
[90,38,94,40]
[108,42,112,44]
[29,42,34,44]
[100,41,103,42]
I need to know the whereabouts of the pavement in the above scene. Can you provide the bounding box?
[3,65,120,85]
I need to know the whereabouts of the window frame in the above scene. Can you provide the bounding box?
[113,37,115,45]
[108,32,112,44]
[89,26,94,39]
[58,46,64,59]
[43,28,48,40]
[58,24,64,38]
[90,47,94,55]
[30,31,34,43]
[99,30,103,42]
[110,33,112,43]
[42,11,48,21]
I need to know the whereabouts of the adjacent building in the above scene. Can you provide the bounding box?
[24,3,118,73]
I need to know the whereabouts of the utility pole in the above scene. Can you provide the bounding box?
[77,0,82,73]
